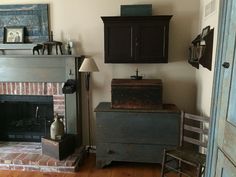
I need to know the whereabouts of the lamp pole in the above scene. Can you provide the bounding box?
[85,72,93,153]
[79,57,99,154]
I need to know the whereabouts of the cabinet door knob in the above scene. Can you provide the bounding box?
[135,38,139,46]
[222,62,230,68]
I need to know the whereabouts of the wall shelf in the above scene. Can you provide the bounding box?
[188,28,214,70]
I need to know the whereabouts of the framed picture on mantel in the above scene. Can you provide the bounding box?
[3,26,24,43]
[0,4,49,43]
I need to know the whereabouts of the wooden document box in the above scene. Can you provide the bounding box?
[111,79,162,109]
[41,134,75,160]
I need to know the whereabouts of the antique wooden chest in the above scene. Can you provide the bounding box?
[41,134,75,160]
[111,79,162,109]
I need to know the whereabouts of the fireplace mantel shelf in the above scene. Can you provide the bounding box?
[0,55,82,83]
[0,54,80,58]
[0,43,37,50]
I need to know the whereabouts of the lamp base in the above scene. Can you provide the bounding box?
[86,146,96,154]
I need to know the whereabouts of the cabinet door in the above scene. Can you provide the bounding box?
[215,150,236,177]
[135,23,169,63]
[104,23,134,63]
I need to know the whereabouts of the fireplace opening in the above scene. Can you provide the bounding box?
[0,95,54,142]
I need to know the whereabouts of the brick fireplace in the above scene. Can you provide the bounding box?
[0,55,81,135]
[0,82,65,142]
[0,55,84,172]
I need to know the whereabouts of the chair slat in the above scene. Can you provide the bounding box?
[164,165,192,177]
[183,136,208,148]
[184,125,208,135]
[161,111,209,177]
[184,113,210,123]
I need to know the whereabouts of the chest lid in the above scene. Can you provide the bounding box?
[111,79,162,86]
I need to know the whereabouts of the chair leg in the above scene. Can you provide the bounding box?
[201,166,205,177]
[161,149,167,177]
[178,160,182,177]
[197,164,202,177]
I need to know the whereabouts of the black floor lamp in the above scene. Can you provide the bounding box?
[79,57,99,153]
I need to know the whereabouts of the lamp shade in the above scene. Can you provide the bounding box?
[79,58,99,72]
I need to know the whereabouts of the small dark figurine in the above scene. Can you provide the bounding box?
[49,31,54,42]
[130,68,143,80]
[33,44,43,55]
[67,43,72,55]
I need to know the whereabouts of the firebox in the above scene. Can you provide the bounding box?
[0,95,53,142]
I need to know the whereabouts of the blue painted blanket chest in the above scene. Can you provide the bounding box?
[95,102,180,168]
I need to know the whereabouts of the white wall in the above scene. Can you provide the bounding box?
[196,0,220,116]
[0,0,200,145]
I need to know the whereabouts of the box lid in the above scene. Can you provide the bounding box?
[111,79,162,86]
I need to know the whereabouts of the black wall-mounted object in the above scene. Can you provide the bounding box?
[62,79,77,94]
[189,27,214,70]
[101,16,172,63]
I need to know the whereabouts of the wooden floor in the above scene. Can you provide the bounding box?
[0,154,178,177]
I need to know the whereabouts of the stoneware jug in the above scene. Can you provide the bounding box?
[50,113,64,140]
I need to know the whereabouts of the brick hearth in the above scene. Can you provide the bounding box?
[0,141,85,172]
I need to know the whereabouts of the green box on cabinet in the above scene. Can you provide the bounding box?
[120,4,152,16]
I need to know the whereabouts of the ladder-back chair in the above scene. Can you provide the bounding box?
[161,111,210,177]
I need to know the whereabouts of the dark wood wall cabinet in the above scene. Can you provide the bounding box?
[101,16,172,63]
